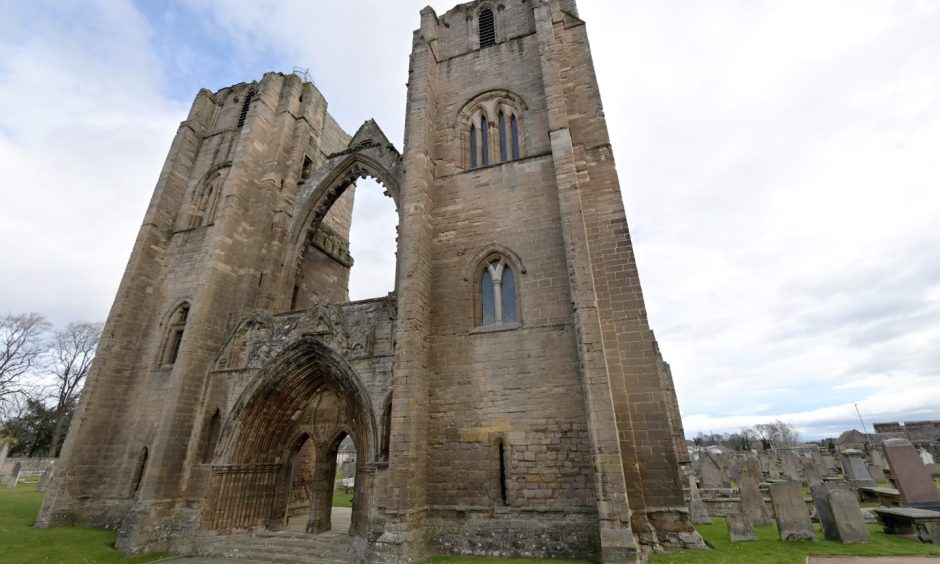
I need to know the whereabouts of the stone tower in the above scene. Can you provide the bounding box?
[38,1,702,562]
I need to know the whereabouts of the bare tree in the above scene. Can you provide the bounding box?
[46,321,103,457]
[0,312,49,416]
[754,420,802,450]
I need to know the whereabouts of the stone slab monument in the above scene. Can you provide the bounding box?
[811,482,869,543]
[5,461,21,489]
[726,507,757,542]
[841,449,876,487]
[769,481,817,542]
[36,464,54,493]
[882,438,940,510]
[688,476,711,525]
[804,462,824,488]
[31,1,705,562]
[739,459,772,527]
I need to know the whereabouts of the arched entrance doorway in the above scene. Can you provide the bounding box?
[202,339,376,538]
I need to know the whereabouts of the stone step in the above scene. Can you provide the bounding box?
[196,532,357,564]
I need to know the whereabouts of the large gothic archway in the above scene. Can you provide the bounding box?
[278,120,402,312]
[202,338,377,536]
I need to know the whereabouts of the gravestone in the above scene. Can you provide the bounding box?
[726,507,757,542]
[841,449,875,487]
[804,462,824,488]
[821,453,838,474]
[0,440,9,477]
[871,448,886,468]
[688,476,711,524]
[5,461,21,488]
[882,438,940,509]
[868,463,886,483]
[781,452,801,481]
[36,464,54,492]
[811,482,869,543]
[769,480,816,541]
[920,449,935,466]
[699,452,729,488]
[739,459,772,526]
[811,448,824,467]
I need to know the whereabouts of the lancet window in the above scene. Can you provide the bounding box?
[461,91,526,170]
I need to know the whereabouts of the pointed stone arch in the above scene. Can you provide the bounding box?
[203,336,378,533]
[278,120,402,311]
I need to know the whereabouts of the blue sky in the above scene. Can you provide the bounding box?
[1,0,939,440]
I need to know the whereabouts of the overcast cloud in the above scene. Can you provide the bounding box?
[1,0,938,440]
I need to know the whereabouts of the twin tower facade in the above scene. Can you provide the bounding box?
[39,1,702,561]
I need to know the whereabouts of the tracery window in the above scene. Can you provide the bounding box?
[480,257,517,326]
[161,303,190,365]
[460,91,526,170]
[191,172,223,228]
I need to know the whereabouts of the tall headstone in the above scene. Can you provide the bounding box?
[739,459,772,526]
[920,448,936,466]
[804,462,824,488]
[769,481,817,542]
[0,440,9,476]
[5,461,21,489]
[726,506,757,542]
[781,452,801,481]
[688,476,711,524]
[699,452,729,488]
[36,464,54,493]
[882,438,940,510]
[841,449,875,487]
[821,453,838,475]
[867,463,886,483]
[871,448,886,468]
[811,482,870,543]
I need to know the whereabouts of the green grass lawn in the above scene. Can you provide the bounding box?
[424,559,589,564]
[332,488,354,507]
[651,517,940,564]
[0,484,169,564]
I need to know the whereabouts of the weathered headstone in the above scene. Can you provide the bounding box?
[871,448,886,468]
[36,464,54,492]
[739,459,772,526]
[882,438,940,509]
[781,452,801,481]
[5,461,21,489]
[919,448,936,466]
[688,476,711,524]
[811,482,869,543]
[699,452,729,488]
[769,480,817,541]
[821,452,838,474]
[841,449,875,487]
[0,440,9,477]
[868,463,886,483]
[726,507,757,542]
[811,448,824,467]
[804,462,824,488]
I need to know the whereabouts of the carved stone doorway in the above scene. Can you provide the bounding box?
[202,339,375,539]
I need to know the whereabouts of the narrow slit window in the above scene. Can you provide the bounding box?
[470,123,478,169]
[479,8,496,47]
[131,447,148,496]
[237,89,254,128]
[480,116,489,167]
[501,266,516,324]
[498,440,508,505]
[511,115,520,160]
[163,303,190,365]
[498,111,507,162]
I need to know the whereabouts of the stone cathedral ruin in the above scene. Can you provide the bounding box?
[37,1,702,561]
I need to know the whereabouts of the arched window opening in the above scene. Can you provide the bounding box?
[480,116,490,167]
[131,446,148,496]
[201,409,222,463]
[237,89,254,128]
[347,177,398,301]
[300,155,314,183]
[191,173,225,228]
[162,303,190,365]
[510,115,521,160]
[479,7,496,47]
[498,111,508,162]
[480,257,518,327]
[470,123,478,169]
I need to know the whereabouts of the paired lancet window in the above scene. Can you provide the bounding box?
[191,172,224,228]
[463,93,525,170]
[480,257,517,326]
